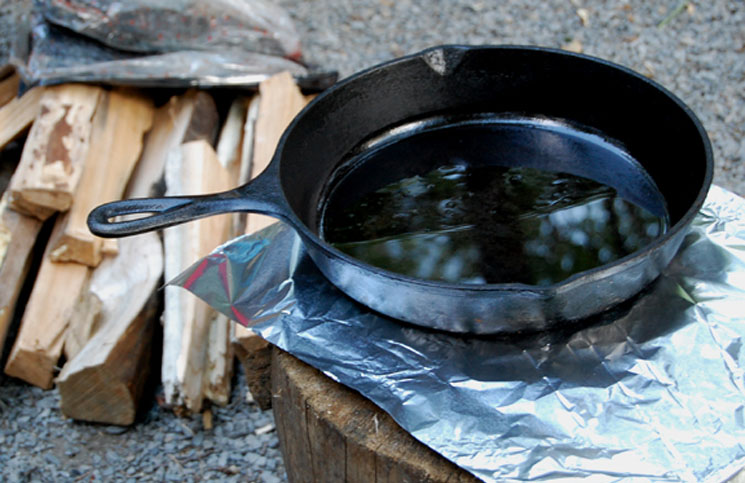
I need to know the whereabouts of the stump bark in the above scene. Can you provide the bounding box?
[270,347,478,483]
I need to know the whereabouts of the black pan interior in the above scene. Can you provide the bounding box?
[275,46,709,235]
[319,114,668,222]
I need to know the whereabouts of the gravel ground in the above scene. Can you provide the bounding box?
[280,0,745,197]
[0,370,285,482]
[1,1,744,482]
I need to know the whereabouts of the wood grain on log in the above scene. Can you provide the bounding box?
[0,86,42,151]
[237,95,261,189]
[48,89,154,267]
[55,102,169,424]
[7,85,102,220]
[216,95,252,236]
[232,73,309,406]
[246,71,307,235]
[56,232,162,425]
[3,215,89,388]
[271,348,479,483]
[0,194,43,354]
[162,140,232,413]
[216,96,249,172]
[127,90,216,200]
[232,333,272,410]
[0,72,20,107]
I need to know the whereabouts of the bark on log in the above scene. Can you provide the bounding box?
[271,347,479,483]
[233,333,272,410]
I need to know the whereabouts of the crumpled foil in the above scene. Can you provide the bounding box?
[173,185,745,482]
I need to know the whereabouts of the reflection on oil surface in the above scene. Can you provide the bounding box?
[323,164,668,285]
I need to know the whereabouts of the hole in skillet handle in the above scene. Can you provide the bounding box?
[87,196,204,237]
[87,167,293,238]
[87,190,265,238]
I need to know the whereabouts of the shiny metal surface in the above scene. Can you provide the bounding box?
[173,185,745,482]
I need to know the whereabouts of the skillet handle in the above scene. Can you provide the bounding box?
[88,168,289,237]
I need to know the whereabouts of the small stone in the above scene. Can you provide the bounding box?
[106,450,120,463]
[576,8,589,26]
[207,453,221,466]
[44,453,61,466]
[104,425,128,435]
[202,409,214,430]
[562,38,583,54]
[260,472,282,483]
[244,435,261,450]
[254,423,275,436]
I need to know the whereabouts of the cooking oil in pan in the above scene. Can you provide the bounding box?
[320,117,669,286]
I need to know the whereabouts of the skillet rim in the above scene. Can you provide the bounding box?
[272,44,714,295]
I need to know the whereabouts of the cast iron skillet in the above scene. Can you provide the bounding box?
[88,45,713,334]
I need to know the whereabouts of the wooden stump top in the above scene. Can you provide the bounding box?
[271,346,479,483]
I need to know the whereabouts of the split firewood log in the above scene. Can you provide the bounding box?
[0,86,43,152]
[56,231,162,425]
[0,193,43,356]
[7,85,103,220]
[232,72,309,409]
[47,89,154,267]
[162,139,232,413]
[3,214,89,389]
[0,72,21,107]
[55,91,214,424]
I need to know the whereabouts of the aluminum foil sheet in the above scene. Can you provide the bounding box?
[173,185,745,482]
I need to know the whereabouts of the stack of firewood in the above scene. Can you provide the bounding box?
[0,70,310,425]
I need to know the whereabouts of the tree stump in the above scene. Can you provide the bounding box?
[271,347,479,483]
